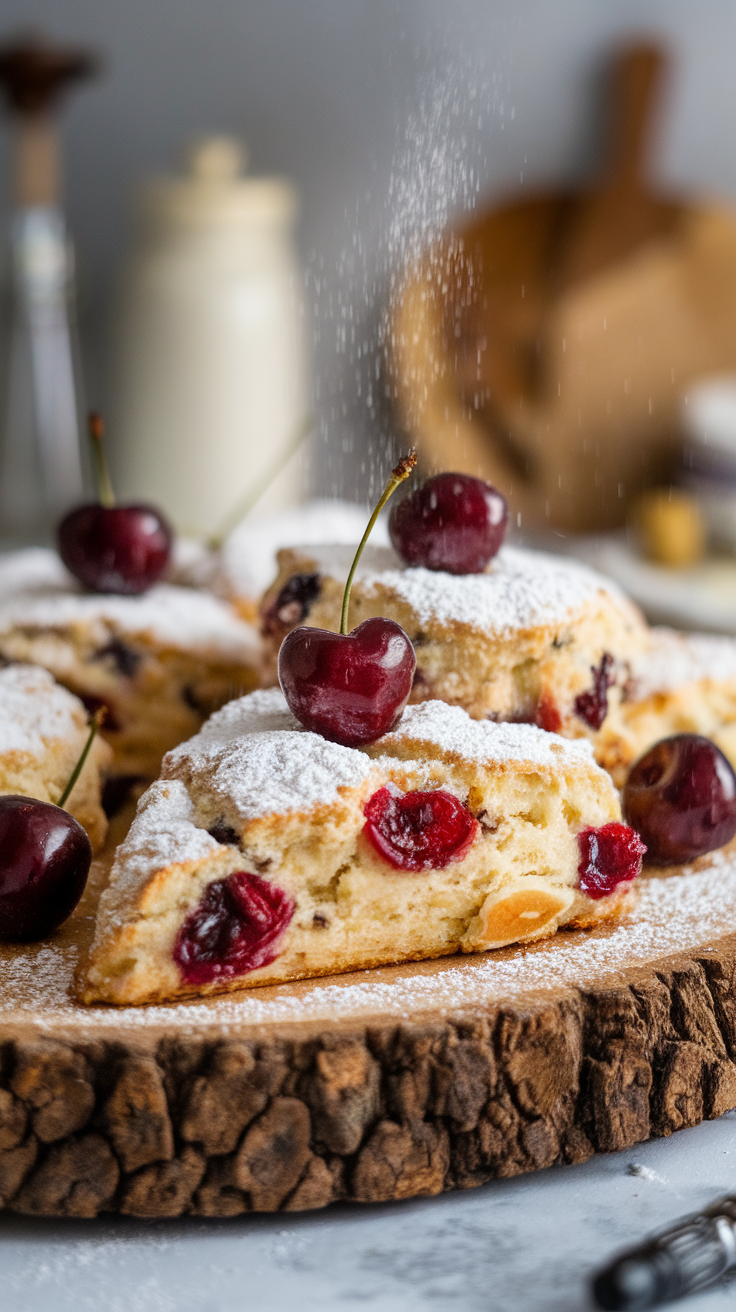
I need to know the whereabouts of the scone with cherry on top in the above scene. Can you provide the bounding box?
[0,663,111,850]
[81,689,643,1005]
[260,542,647,736]
[0,549,262,800]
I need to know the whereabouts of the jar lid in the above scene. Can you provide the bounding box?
[137,136,297,229]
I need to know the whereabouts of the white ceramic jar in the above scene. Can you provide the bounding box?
[109,138,306,538]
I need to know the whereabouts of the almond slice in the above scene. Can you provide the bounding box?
[463,877,575,951]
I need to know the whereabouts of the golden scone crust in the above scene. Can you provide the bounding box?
[0,548,262,787]
[81,690,630,1006]
[260,542,648,735]
[0,663,111,850]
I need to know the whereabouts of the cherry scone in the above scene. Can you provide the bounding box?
[0,662,111,850]
[598,628,736,786]
[0,549,262,801]
[260,542,648,734]
[80,688,643,1005]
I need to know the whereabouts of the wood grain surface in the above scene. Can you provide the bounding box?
[2,814,736,1219]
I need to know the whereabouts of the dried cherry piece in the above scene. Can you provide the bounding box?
[174,871,294,985]
[363,786,478,871]
[574,653,614,730]
[263,572,321,635]
[577,822,646,899]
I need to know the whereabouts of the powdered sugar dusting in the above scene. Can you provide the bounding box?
[0,663,85,756]
[4,854,736,1030]
[96,781,220,932]
[632,628,736,697]
[0,547,260,662]
[377,699,598,772]
[162,690,602,830]
[294,542,629,635]
[165,687,299,759]
[162,689,375,821]
[365,545,628,633]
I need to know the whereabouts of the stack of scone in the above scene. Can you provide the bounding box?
[5,469,736,1011]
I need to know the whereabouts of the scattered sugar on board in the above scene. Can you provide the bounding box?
[632,628,736,697]
[0,664,86,756]
[3,855,736,1030]
[0,547,259,660]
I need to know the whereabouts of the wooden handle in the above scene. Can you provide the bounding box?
[606,43,667,193]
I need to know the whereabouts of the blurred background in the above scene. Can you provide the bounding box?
[4,0,736,620]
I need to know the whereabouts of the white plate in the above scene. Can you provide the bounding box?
[563,532,736,634]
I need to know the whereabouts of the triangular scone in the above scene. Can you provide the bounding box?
[82,690,627,1005]
[0,547,261,787]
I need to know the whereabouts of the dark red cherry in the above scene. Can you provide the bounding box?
[622,734,736,866]
[574,653,614,730]
[173,871,294,986]
[363,786,478,870]
[389,472,508,574]
[58,503,172,595]
[577,822,646,899]
[279,617,416,747]
[0,796,92,940]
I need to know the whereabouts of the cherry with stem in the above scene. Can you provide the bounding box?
[0,709,104,941]
[58,412,172,595]
[278,451,418,747]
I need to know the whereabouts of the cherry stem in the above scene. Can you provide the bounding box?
[88,412,116,509]
[208,413,314,549]
[340,449,417,635]
[57,708,105,810]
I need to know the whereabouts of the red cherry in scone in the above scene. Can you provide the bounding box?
[622,734,736,866]
[363,786,478,870]
[58,413,171,595]
[174,871,294,985]
[279,451,418,747]
[0,797,91,940]
[279,618,415,747]
[389,472,508,574]
[577,822,646,899]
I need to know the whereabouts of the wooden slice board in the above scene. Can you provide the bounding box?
[2,807,736,1220]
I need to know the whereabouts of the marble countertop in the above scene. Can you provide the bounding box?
[3,1112,736,1312]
